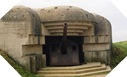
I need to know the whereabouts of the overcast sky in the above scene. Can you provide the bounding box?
[16,0,127,43]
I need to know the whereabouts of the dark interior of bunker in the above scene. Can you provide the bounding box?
[43,36,84,66]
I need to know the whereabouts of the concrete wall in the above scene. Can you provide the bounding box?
[83,14,112,64]
[23,54,46,73]
[22,45,42,56]
[0,20,30,64]
[0,6,44,70]
[84,50,110,64]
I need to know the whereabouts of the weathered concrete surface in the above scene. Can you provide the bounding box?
[0,5,42,69]
[36,6,96,22]
[23,54,46,73]
[83,13,112,64]
[41,21,95,36]
[22,45,42,56]
[35,62,111,77]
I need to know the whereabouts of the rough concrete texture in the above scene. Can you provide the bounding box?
[22,45,42,56]
[35,62,111,77]
[0,5,42,69]
[83,13,112,64]
[36,6,96,22]
[0,5,112,73]
[23,54,46,73]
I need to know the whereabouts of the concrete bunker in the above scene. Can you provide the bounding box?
[0,5,112,73]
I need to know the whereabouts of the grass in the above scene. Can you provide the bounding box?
[110,41,127,69]
[116,41,127,46]
[0,50,40,77]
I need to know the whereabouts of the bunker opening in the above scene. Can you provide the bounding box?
[43,36,84,66]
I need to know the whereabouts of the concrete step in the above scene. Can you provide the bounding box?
[36,62,111,77]
[39,62,101,71]
[37,64,106,74]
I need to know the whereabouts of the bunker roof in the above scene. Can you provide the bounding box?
[36,6,96,23]
[1,5,40,22]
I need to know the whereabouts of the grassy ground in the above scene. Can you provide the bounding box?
[110,41,127,69]
[116,41,127,46]
[0,41,127,77]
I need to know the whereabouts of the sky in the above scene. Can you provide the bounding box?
[16,0,127,43]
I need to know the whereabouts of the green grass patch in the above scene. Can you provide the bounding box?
[116,41,127,46]
[110,41,127,69]
[0,50,40,77]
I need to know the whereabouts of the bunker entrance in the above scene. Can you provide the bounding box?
[43,36,84,66]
